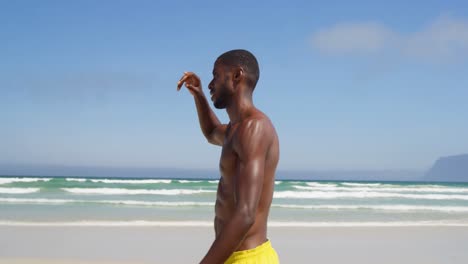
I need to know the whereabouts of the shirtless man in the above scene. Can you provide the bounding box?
[177,49,280,264]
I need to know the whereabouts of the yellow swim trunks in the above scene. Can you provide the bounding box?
[225,240,279,264]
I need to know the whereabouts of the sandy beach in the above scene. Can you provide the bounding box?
[1,226,468,264]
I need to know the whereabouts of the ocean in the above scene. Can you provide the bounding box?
[1,176,468,227]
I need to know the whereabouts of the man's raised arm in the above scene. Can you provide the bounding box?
[177,72,226,146]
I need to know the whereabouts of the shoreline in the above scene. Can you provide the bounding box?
[1,226,468,264]
[1,220,468,227]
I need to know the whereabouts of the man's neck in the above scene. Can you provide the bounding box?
[226,93,254,124]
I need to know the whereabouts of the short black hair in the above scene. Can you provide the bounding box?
[217,49,260,89]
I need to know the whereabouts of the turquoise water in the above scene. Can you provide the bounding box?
[1,176,468,226]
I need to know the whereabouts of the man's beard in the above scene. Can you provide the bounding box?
[213,97,227,109]
[213,85,231,109]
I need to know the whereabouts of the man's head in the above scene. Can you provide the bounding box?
[208,49,260,109]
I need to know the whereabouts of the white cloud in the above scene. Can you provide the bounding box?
[312,22,397,54]
[404,16,468,60]
[311,15,468,62]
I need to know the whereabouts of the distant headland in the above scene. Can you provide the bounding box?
[425,154,468,183]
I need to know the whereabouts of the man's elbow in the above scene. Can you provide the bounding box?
[207,137,218,145]
[206,135,222,146]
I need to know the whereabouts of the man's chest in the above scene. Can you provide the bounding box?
[220,141,238,174]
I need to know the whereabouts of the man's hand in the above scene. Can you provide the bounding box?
[177,71,225,146]
[177,72,203,96]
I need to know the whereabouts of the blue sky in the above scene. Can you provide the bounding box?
[1,0,467,172]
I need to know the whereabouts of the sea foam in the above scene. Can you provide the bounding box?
[2,197,466,212]
[292,185,468,193]
[0,177,51,185]
[273,204,468,212]
[0,187,40,194]
[89,179,172,184]
[0,198,214,207]
[61,188,215,195]
[66,178,87,182]
[178,180,202,183]
[274,190,468,200]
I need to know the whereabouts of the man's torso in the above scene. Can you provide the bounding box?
[214,111,279,251]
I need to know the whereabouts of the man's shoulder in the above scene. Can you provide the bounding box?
[238,113,272,132]
[230,110,277,156]
[233,112,275,144]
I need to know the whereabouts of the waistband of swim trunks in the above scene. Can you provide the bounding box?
[229,240,273,259]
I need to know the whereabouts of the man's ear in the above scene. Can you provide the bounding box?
[233,67,244,82]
